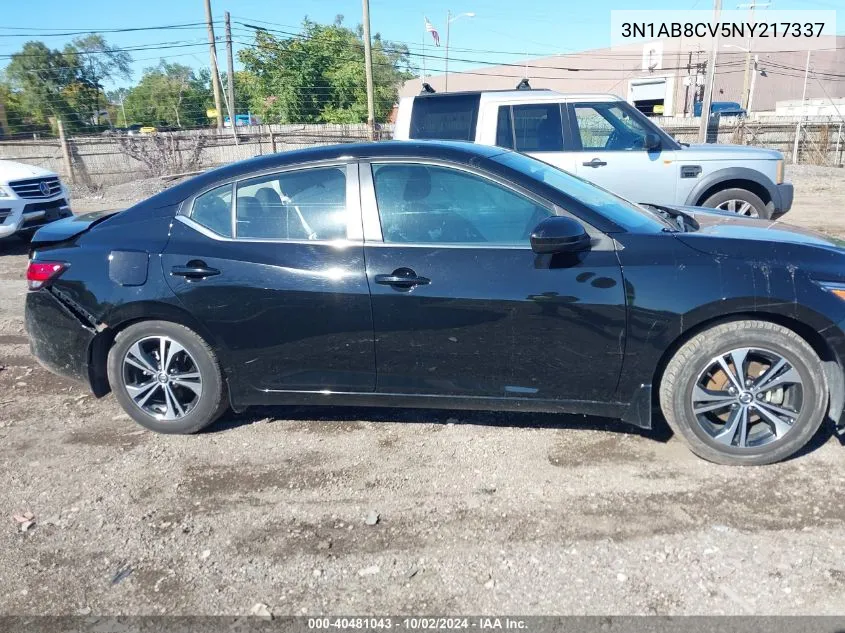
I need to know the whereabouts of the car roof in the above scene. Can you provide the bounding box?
[407,90,623,103]
[152,141,509,206]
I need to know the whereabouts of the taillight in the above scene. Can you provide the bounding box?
[26,261,66,290]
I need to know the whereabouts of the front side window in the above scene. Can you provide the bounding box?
[235,167,347,240]
[573,103,652,151]
[191,184,233,237]
[512,104,563,152]
[371,163,553,246]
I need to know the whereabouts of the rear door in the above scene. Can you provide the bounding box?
[359,159,626,402]
[569,101,677,204]
[161,163,375,396]
[492,103,580,175]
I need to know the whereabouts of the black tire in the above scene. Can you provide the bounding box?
[701,187,770,219]
[659,320,827,466]
[16,231,34,243]
[107,320,228,434]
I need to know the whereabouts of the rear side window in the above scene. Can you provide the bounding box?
[191,184,233,237]
[235,167,347,241]
[512,104,563,152]
[409,94,480,141]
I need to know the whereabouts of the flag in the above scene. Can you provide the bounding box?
[425,17,440,46]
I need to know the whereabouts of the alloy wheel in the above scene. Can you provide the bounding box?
[121,336,203,421]
[691,347,803,448]
[716,199,759,217]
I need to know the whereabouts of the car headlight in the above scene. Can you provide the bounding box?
[776,159,785,184]
[0,185,13,198]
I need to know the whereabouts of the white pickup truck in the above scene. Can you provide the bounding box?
[0,160,73,242]
[393,88,793,220]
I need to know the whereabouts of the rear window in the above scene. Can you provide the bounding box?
[409,94,480,141]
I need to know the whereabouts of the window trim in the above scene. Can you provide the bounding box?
[180,161,362,244]
[358,157,613,250]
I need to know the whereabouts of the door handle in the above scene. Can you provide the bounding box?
[375,267,430,289]
[171,262,220,280]
[582,158,608,168]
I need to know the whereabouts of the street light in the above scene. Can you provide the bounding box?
[444,10,475,92]
[724,44,760,114]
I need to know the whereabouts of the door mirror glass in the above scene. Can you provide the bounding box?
[530,216,591,254]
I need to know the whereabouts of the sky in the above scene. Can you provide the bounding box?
[1,0,843,91]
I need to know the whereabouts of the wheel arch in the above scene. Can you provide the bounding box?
[651,310,845,427]
[86,300,223,397]
[685,168,777,208]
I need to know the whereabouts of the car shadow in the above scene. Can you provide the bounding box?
[205,404,675,443]
[204,404,842,460]
[0,236,30,255]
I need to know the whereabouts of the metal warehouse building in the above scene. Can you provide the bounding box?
[401,36,845,117]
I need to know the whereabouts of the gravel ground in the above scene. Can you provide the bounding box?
[1,165,845,616]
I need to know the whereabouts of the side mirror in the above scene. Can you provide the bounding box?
[530,216,591,255]
[644,132,661,150]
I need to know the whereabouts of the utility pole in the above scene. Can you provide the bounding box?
[748,54,759,114]
[737,2,769,110]
[698,0,722,143]
[225,12,236,129]
[57,119,74,185]
[361,0,376,140]
[793,49,811,163]
[204,0,224,130]
[445,10,451,92]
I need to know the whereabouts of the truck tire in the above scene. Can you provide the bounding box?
[701,187,770,219]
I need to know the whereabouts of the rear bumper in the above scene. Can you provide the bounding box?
[25,289,95,387]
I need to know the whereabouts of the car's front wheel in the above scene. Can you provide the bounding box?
[107,320,228,434]
[701,187,769,219]
[659,320,828,465]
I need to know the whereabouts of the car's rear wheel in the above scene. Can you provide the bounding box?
[107,320,228,434]
[659,320,827,465]
[701,187,769,219]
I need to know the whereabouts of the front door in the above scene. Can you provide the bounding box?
[360,160,626,403]
[569,101,677,205]
[161,164,375,396]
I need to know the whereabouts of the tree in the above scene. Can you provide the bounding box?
[238,17,413,124]
[2,36,132,135]
[122,62,213,128]
[4,41,81,132]
[68,34,133,126]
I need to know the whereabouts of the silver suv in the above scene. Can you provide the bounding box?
[394,89,792,219]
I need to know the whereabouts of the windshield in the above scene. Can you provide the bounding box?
[490,150,672,232]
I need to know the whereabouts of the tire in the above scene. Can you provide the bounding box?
[107,320,228,434]
[16,231,34,243]
[659,320,827,466]
[701,187,770,219]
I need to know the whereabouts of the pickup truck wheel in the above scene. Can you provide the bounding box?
[701,188,769,219]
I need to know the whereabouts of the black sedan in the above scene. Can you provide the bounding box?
[23,141,845,465]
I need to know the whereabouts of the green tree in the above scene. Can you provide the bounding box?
[123,62,213,128]
[2,37,132,135]
[238,17,412,124]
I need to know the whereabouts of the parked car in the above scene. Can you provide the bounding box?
[394,89,789,219]
[23,141,845,465]
[0,160,73,242]
[694,100,748,118]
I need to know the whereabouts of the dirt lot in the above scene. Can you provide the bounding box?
[2,166,845,616]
